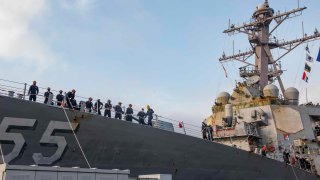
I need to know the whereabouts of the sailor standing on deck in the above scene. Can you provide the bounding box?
[114,102,124,120]
[43,87,53,105]
[125,104,134,122]
[85,97,93,113]
[201,122,208,140]
[146,105,154,126]
[71,99,78,110]
[56,90,64,106]
[104,99,112,117]
[94,99,103,115]
[66,89,76,109]
[28,81,39,101]
[137,108,146,125]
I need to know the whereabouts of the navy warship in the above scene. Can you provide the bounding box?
[205,0,320,178]
[0,1,320,180]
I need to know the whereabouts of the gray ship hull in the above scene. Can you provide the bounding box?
[0,95,317,180]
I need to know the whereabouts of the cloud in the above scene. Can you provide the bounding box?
[59,0,96,11]
[0,0,56,72]
[76,0,95,10]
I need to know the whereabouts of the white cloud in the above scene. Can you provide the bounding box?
[0,0,56,72]
[76,0,95,10]
[59,0,95,11]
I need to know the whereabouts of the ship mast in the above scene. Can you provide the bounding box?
[219,0,320,95]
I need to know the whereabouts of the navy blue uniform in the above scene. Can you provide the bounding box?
[114,105,123,120]
[94,101,103,115]
[71,99,79,110]
[146,108,154,126]
[104,103,112,117]
[28,85,39,101]
[66,91,75,109]
[201,123,207,140]
[56,94,64,106]
[44,91,53,104]
[137,111,146,125]
[85,101,93,112]
[125,107,134,122]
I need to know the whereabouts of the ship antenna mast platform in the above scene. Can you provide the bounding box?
[219,0,320,95]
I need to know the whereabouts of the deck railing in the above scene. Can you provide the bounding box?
[0,78,202,138]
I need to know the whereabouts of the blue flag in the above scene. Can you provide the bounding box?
[305,63,311,73]
[317,47,320,62]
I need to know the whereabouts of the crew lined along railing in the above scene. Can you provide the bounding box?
[0,78,202,138]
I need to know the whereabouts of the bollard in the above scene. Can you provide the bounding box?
[23,83,27,100]
[8,91,15,97]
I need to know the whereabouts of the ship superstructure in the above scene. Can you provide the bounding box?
[206,0,320,175]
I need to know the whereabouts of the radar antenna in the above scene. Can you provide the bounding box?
[219,1,320,96]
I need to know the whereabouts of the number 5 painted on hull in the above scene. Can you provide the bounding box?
[0,117,37,163]
[32,121,79,165]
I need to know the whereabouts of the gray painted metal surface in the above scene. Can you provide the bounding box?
[0,164,130,180]
[0,95,318,180]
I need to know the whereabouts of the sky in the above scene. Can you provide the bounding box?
[0,0,319,127]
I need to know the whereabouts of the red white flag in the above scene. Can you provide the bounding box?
[302,72,308,82]
[178,122,183,128]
